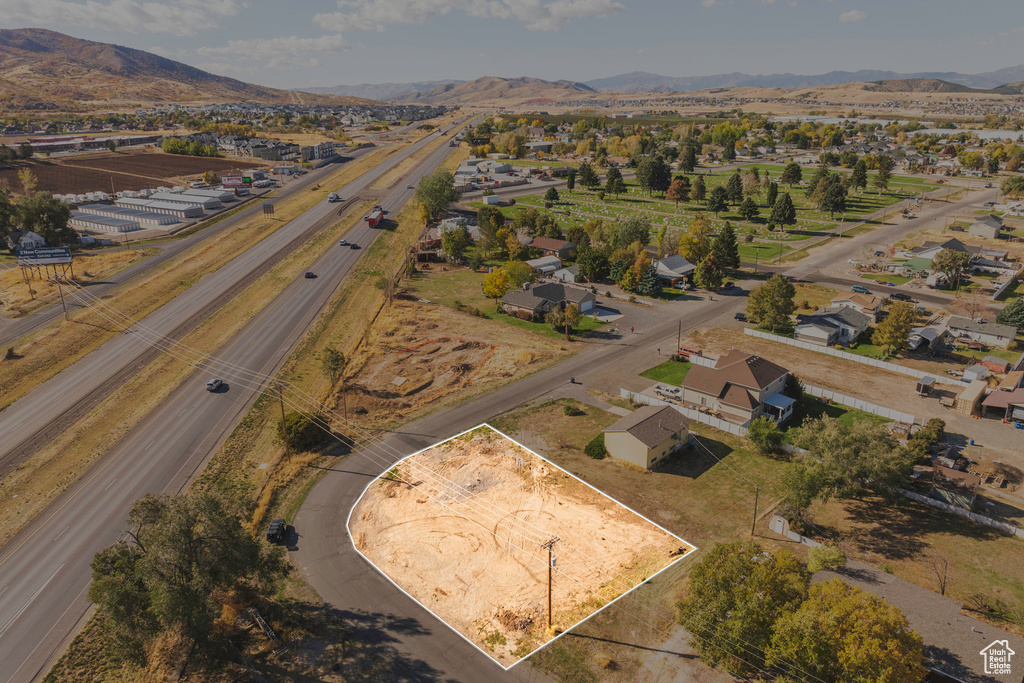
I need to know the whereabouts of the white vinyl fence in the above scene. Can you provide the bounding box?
[620,389,750,436]
[744,328,967,387]
[802,384,915,424]
[688,354,717,368]
[992,267,1022,301]
[902,490,1024,539]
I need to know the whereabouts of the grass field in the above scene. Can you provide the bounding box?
[640,360,692,386]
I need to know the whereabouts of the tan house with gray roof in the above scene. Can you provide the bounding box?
[602,405,690,470]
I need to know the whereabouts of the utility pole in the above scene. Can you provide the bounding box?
[751,485,760,537]
[541,537,560,630]
[56,277,69,321]
[676,320,681,357]
[276,384,291,462]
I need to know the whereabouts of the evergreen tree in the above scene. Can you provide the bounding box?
[850,159,868,192]
[738,197,760,222]
[691,175,706,201]
[765,180,779,208]
[695,254,724,290]
[706,186,728,216]
[819,181,847,218]
[636,263,663,297]
[781,162,803,186]
[577,162,599,188]
[680,145,697,173]
[712,222,741,269]
[875,156,893,193]
[769,192,797,228]
[725,171,744,203]
[997,297,1024,328]
[565,169,576,193]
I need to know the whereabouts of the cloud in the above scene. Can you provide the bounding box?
[0,0,242,37]
[838,9,865,22]
[315,0,625,33]
[198,34,348,70]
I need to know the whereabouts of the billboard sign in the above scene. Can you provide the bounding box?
[17,247,72,266]
[221,176,253,188]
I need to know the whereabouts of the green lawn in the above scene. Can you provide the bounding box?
[640,360,692,386]
[860,273,912,285]
[783,394,890,442]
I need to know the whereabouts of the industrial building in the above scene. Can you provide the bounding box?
[148,191,222,210]
[182,188,236,203]
[76,204,178,226]
[70,211,142,233]
[115,197,204,219]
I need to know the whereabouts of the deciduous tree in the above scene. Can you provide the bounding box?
[691,174,706,201]
[872,301,916,357]
[482,267,512,309]
[930,248,971,288]
[666,177,691,206]
[415,170,460,221]
[746,274,796,332]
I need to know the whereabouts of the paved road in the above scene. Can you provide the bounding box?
[0,147,375,347]
[0,126,467,683]
[0,130,456,477]
[293,179,1002,682]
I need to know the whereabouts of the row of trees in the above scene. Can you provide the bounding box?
[0,173,77,250]
[680,541,926,681]
[160,138,220,157]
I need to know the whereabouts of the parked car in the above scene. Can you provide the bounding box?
[266,519,286,543]
[206,378,223,392]
[881,281,896,287]
[304,272,317,279]
[851,284,872,294]
[735,312,747,321]
[889,292,914,302]
[721,281,735,290]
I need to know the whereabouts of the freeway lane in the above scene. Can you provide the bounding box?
[0,122,469,683]
[0,127,457,476]
[0,147,374,348]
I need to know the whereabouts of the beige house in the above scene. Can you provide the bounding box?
[603,405,690,470]
[681,351,793,424]
[830,293,883,321]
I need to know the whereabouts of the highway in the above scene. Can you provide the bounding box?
[0,128,459,477]
[0,123,468,683]
[0,146,375,348]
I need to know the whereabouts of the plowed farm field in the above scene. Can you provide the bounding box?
[0,152,265,196]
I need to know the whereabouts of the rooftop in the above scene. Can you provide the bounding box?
[604,405,690,449]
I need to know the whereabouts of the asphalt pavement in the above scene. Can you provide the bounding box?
[0,124,467,683]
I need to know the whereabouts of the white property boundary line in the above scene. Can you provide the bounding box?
[345,423,699,671]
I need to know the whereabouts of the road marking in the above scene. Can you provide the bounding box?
[53,526,68,542]
[0,586,7,599]
[102,478,118,492]
[0,563,64,640]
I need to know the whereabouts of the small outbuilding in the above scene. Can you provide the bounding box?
[602,405,691,470]
[955,380,987,416]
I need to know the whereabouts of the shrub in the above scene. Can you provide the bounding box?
[807,542,847,573]
[278,411,328,452]
[584,433,606,459]
[746,416,784,455]
[563,403,586,416]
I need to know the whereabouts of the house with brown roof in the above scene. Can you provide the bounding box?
[602,405,690,470]
[829,293,883,321]
[681,351,794,424]
[501,282,596,319]
[529,236,576,259]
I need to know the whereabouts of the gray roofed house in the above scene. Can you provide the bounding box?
[603,405,691,470]
[501,281,596,317]
[947,316,1018,349]
[654,254,696,285]
[969,213,1004,240]
[524,255,563,275]
[794,306,872,346]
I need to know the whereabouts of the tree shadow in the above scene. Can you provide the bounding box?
[658,439,727,480]
[259,602,458,683]
[565,632,697,659]
[923,645,985,683]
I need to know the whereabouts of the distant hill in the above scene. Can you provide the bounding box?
[0,28,376,110]
[389,76,597,105]
[302,80,463,101]
[864,78,983,93]
[584,67,1024,93]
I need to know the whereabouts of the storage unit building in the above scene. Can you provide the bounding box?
[115,198,204,219]
[70,211,141,233]
[182,188,236,203]
[149,192,222,211]
[77,204,177,226]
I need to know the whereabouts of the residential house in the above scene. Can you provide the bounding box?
[501,282,596,318]
[524,255,563,275]
[553,264,580,283]
[530,237,576,259]
[947,316,1018,349]
[830,293,883,321]
[969,214,1004,240]
[908,326,944,351]
[602,405,691,470]
[794,307,872,346]
[654,254,696,287]
[6,230,46,251]
[908,238,1010,270]
[681,351,794,424]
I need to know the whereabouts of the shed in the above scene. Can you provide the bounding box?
[962,364,990,382]
[981,356,1010,374]
[955,380,987,416]
[525,255,562,275]
[602,405,691,470]
[916,376,935,396]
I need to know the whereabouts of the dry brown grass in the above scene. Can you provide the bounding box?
[0,248,156,316]
[0,144,408,413]
[370,130,456,191]
[0,202,374,549]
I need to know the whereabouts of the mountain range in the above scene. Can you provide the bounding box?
[0,28,373,110]
[387,76,597,106]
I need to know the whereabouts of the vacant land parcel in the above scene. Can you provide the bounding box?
[349,425,693,668]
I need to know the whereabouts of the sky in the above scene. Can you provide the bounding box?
[2,0,1024,88]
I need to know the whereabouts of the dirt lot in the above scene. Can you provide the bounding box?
[349,426,690,667]
[0,151,265,195]
[336,298,565,427]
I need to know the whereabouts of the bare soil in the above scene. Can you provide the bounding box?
[349,426,690,667]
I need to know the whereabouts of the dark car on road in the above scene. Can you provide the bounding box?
[349,243,360,249]
[889,292,914,302]
[735,312,747,321]
[304,272,317,279]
